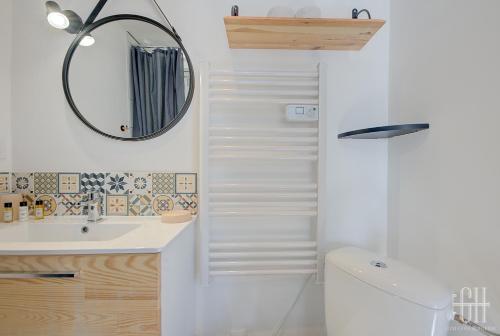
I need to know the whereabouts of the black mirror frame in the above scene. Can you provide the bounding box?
[62,14,195,141]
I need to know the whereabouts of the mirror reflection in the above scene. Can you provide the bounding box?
[68,19,191,139]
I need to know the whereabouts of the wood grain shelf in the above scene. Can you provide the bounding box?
[224,16,385,51]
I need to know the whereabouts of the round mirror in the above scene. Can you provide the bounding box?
[63,15,194,141]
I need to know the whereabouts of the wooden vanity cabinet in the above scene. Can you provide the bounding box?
[0,253,161,336]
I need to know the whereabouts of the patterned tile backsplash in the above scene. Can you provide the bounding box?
[1,171,197,217]
[0,173,10,193]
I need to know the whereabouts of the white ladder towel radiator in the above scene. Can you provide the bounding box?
[199,64,326,285]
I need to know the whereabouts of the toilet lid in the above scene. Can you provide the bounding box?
[326,247,452,310]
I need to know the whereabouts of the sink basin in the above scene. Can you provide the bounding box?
[0,223,140,243]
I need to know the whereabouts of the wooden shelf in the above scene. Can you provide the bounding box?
[224,16,385,51]
[338,124,430,139]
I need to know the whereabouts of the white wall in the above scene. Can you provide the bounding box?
[388,0,500,334]
[0,0,13,172]
[9,0,389,335]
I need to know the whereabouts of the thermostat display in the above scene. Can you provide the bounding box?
[286,105,319,122]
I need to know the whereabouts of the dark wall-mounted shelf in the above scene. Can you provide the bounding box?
[338,124,429,139]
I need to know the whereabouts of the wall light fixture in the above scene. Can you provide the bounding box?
[44,0,108,46]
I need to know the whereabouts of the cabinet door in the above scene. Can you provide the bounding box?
[0,254,160,336]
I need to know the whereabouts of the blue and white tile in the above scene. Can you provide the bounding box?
[105,172,131,195]
[152,194,175,215]
[152,173,175,195]
[58,173,80,194]
[129,194,153,216]
[106,195,128,216]
[174,193,198,214]
[175,173,197,194]
[0,173,11,193]
[56,194,84,216]
[34,173,58,194]
[11,173,34,194]
[12,171,197,217]
[129,173,152,195]
[80,172,106,194]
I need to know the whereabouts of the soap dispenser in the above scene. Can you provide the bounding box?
[3,202,13,223]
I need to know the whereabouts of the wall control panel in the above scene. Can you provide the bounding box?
[286,105,319,122]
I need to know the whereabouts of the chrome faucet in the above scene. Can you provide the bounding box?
[86,191,102,222]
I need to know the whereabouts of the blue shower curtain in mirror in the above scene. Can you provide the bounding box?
[130,47,185,137]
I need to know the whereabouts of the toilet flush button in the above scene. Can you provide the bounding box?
[370,260,388,269]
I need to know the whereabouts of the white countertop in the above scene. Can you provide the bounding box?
[0,216,195,255]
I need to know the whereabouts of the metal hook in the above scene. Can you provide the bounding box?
[231,5,239,17]
[352,8,372,19]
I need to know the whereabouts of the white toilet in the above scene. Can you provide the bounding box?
[325,247,453,336]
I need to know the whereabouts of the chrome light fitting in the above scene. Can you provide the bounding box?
[45,0,178,47]
[45,1,69,29]
[45,0,105,46]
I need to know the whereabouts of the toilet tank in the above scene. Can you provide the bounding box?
[325,247,452,336]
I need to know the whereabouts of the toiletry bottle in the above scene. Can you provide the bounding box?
[35,200,44,220]
[19,201,29,222]
[3,202,13,223]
